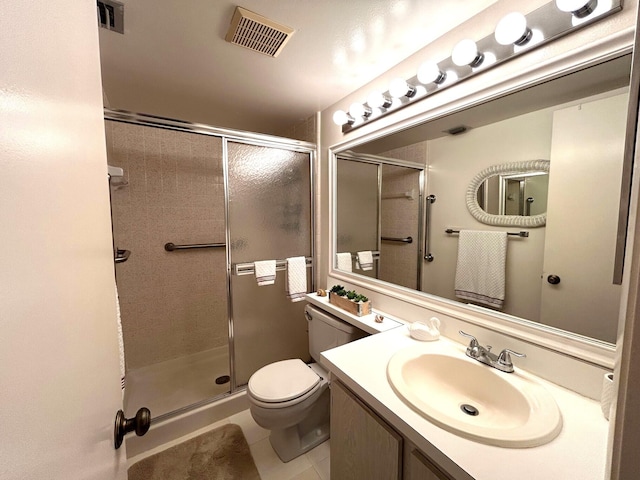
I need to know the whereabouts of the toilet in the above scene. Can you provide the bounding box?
[247,304,367,462]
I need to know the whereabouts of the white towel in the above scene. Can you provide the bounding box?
[336,252,352,272]
[356,251,373,271]
[254,260,276,286]
[115,284,125,396]
[286,256,307,302]
[454,230,507,309]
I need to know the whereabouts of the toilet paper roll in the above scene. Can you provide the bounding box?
[601,372,614,421]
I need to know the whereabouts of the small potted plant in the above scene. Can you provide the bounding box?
[328,285,371,316]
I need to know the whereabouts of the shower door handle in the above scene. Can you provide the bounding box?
[114,407,151,449]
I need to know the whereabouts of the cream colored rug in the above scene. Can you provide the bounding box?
[128,424,261,480]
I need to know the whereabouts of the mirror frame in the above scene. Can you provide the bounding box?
[466,159,550,227]
[328,35,634,369]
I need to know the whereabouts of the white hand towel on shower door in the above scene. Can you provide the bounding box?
[454,230,507,309]
[356,251,373,271]
[336,252,352,272]
[286,256,308,302]
[254,260,276,286]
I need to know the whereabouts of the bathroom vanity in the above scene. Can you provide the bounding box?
[310,297,609,480]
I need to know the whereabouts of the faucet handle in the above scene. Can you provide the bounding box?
[459,330,479,348]
[497,349,526,369]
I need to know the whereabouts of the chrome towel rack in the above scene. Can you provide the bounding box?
[350,251,381,260]
[164,242,226,251]
[382,236,413,244]
[445,229,529,238]
[424,195,436,262]
[234,257,313,276]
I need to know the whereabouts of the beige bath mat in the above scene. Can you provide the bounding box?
[128,423,260,480]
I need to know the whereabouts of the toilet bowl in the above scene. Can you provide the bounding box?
[247,305,366,462]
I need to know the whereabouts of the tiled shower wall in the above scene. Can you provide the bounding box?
[379,143,426,290]
[105,121,228,370]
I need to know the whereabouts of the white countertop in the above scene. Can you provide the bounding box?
[321,325,609,480]
[305,293,403,334]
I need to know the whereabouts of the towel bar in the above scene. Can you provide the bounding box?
[234,257,313,276]
[445,229,529,238]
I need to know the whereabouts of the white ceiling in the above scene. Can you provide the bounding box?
[98,0,498,136]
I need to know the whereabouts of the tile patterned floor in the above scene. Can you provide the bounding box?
[127,408,330,480]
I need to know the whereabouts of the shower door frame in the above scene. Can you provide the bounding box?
[104,108,317,421]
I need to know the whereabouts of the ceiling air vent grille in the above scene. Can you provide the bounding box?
[97,0,124,34]
[225,7,295,57]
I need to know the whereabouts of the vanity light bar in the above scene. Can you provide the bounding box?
[334,0,622,132]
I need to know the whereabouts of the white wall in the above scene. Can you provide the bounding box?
[424,107,552,322]
[0,2,126,479]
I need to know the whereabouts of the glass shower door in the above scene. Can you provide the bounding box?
[226,141,313,387]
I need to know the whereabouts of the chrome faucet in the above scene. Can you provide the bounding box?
[459,331,525,373]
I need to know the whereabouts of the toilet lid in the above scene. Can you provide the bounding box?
[249,359,320,403]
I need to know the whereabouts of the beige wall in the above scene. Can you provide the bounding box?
[277,113,318,143]
[105,121,228,370]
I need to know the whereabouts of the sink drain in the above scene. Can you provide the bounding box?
[460,404,479,416]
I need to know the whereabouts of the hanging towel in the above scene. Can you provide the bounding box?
[254,260,276,286]
[356,251,374,271]
[115,284,126,397]
[454,230,507,309]
[286,256,308,302]
[336,252,353,272]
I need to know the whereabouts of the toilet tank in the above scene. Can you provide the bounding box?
[305,304,367,367]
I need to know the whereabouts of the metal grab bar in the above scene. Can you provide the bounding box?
[234,256,313,276]
[382,236,413,243]
[424,195,436,262]
[445,228,529,238]
[164,242,226,251]
[114,249,131,264]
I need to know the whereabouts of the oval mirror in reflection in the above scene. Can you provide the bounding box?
[473,161,550,225]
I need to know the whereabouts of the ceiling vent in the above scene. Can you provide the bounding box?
[225,7,295,57]
[97,0,124,34]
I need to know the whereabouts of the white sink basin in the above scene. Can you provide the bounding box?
[387,344,562,448]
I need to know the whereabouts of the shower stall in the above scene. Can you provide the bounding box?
[104,111,315,423]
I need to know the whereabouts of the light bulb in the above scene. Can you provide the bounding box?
[388,78,416,99]
[417,61,446,85]
[349,102,372,118]
[367,91,392,109]
[451,39,484,67]
[555,0,598,18]
[332,110,354,126]
[495,12,532,46]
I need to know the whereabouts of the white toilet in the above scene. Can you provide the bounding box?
[247,304,367,462]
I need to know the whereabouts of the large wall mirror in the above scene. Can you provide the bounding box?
[333,53,632,348]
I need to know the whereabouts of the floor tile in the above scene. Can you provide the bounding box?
[291,467,322,480]
[315,456,330,480]
[228,408,270,445]
[306,439,330,466]
[250,437,312,480]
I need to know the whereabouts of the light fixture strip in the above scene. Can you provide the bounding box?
[339,0,622,133]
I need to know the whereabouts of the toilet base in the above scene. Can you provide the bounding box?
[269,388,330,462]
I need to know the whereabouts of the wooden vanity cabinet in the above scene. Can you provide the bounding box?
[330,380,454,480]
